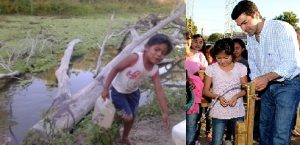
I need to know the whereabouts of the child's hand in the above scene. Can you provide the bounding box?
[185,40,191,48]
[218,96,228,107]
[162,112,170,130]
[228,96,238,107]
[101,90,109,101]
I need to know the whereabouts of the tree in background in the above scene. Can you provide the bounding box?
[274,11,299,29]
[207,33,224,43]
[186,17,198,35]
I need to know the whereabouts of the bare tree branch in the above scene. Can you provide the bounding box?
[94,13,115,77]
[0,71,20,79]
[55,39,81,100]
[130,28,139,40]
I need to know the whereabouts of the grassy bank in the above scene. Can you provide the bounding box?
[0,14,133,73]
[0,0,179,74]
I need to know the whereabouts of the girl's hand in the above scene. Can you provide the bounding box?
[218,96,228,107]
[101,89,109,101]
[162,112,170,130]
[228,96,238,107]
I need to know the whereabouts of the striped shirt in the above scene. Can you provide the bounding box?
[247,20,300,81]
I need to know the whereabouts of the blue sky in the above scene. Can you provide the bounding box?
[186,0,300,36]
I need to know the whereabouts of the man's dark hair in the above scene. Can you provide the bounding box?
[231,0,260,20]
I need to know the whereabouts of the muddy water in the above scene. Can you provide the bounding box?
[0,51,98,145]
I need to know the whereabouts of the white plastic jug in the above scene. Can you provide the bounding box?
[92,97,116,129]
[172,120,186,145]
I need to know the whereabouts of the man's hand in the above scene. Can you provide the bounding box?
[162,112,170,130]
[252,75,269,91]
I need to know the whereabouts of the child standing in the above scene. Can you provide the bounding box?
[232,38,248,68]
[224,38,249,143]
[203,38,248,145]
[185,34,208,145]
[202,44,215,143]
[101,34,172,145]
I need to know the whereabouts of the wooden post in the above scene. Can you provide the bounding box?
[245,83,256,145]
[235,83,256,145]
[296,104,300,131]
[235,121,246,145]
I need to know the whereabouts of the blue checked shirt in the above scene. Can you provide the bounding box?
[247,20,300,81]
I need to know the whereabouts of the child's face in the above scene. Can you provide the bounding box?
[145,43,168,64]
[215,51,233,67]
[233,43,244,58]
[191,39,199,51]
[191,37,203,50]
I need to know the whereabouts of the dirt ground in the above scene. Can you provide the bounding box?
[126,112,185,145]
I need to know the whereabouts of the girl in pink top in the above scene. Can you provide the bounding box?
[203,38,248,145]
[185,34,208,145]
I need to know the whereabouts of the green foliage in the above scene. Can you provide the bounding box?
[14,61,30,73]
[28,55,58,73]
[274,11,299,29]
[0,0,175,15]
[19,79,33,87]
[186,17,198,35]
[0,14,134,74]
[50,113,120,145]
[208,33,224,43]
[138,87,185,120]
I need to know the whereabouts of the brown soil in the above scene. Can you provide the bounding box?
[125,112,185,145]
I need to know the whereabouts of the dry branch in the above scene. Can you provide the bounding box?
[0,71,20,79]
[94,13,115,77]
[54,39,81,102]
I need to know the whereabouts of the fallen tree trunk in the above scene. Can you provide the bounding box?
[0,71,20,79]
[24,3,185,144]
[53,39,81,104]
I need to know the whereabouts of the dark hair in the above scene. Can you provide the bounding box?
[192,34,206,52]
[233,38,248,59]
[231,0,261,20]
[146,33,173,55]
[211,38,235,60]
[232,38,246,49]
